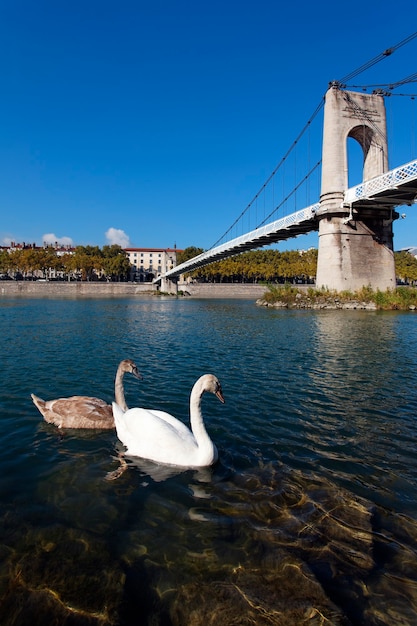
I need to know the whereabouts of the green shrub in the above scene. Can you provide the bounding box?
[263,284,417,310]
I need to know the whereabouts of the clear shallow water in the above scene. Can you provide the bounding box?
[1,296,417,624]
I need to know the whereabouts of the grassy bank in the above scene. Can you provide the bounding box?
[259,284,417,310]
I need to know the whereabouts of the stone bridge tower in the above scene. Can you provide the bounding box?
[316,84,397,291]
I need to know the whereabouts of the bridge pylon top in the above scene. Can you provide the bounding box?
[320,86,388,214]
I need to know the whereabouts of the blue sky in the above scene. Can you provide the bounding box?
[1,1,416,252]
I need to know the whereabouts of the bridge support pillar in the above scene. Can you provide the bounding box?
[160,276,178,295]
[316,85,397,292]
[316,210,397,291]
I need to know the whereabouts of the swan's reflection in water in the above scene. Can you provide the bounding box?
[120,454,214,484]
[2,460,417,625]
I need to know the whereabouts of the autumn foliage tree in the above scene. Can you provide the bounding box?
[394,251,417,284]
[179,248,319,284]
[0,244,130,281]
[101,245,131,281]
[69,245,130,281]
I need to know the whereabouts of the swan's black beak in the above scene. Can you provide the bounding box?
[132,367,143,380]
[215,388,225,404]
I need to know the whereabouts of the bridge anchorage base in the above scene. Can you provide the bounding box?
[159,277,178,295]
[316,211,397,292]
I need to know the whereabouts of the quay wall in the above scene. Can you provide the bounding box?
[179,282,267,298]
[0,281,268,299]
[0,282,155,298]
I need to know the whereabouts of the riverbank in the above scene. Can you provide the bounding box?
[256,284,417,310]
[5,281,415,309]
[256,295,379,310]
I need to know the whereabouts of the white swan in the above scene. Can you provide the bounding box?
[112,374,225,467]
[31,359,142,429]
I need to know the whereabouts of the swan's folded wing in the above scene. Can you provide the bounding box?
[49,396,112,421]
[144,409,191,437]
[112,404,196,462]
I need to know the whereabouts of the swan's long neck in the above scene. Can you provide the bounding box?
[114,366,128,411]
[189,383,212,453]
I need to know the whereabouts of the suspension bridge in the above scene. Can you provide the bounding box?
[155,34,417,293]
[157,159,417,278]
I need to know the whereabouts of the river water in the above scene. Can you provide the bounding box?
[1,295,417,625]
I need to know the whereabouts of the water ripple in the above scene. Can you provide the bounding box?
[1,298,417,623]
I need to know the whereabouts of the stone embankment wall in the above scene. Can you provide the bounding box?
[179,283,267,299]
[0,282,155,297]
[0,281,268,299]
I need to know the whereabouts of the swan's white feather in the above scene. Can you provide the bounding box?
[113,374,224,468]
[113,404,199,463]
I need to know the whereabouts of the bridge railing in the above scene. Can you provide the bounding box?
[208,202,320,254]
[344,158,417,203]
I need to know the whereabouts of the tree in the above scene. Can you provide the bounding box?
[36,248,60,278]
[0,250,11,275]
[8,249,25,277]
[179,247,319,284]
[301,248,318,280]
[177,247,204,265]
[101,246,131,281]
[395,251,417,284]
[16,249,37,278]
[71,246,103,281]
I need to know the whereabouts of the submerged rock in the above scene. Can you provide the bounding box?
[168,463,377,626]
[0,524,124,626]
[171,551,350,625]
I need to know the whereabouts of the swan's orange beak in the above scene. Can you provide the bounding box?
[215,389,225,404]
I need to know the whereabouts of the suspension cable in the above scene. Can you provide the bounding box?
[336,31,417,84]
[257,160,321,228]
[209,99,324,248]
[345,73,417,93]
